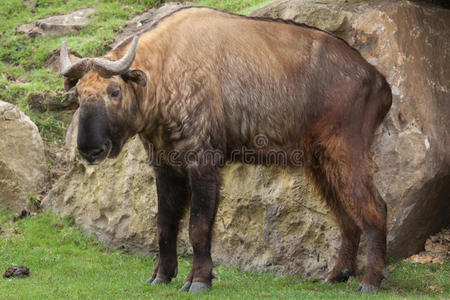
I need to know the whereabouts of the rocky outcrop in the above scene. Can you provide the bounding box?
[0,101,48,212]
[17,8,95,38]
[43,0,450,277]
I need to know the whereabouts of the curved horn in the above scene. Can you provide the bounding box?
[60,41,91,78]
[92,36,139,76]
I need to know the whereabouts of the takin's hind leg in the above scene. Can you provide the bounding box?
[307,166,361,283]
[311,142,387,293]
[336,166,386,292]
[356,188,388,293]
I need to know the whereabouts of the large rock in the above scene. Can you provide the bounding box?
[43,0,450,277]
[0,101,48,212]
[17,8,95,38]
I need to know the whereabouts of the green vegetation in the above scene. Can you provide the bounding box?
[0,211,449,299]
[195,0,273,13]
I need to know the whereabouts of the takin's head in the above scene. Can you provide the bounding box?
[60,36,147,165]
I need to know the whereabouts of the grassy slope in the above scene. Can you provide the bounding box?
[0,211,449,299]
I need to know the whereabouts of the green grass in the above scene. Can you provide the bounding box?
[194,0,272,13]
[0,211,448,299]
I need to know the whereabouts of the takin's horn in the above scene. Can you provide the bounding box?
[60,41,91,79]
[60,36,139,78]
[92,36,139,77]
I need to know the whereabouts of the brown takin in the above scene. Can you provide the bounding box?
[60,6,392,294]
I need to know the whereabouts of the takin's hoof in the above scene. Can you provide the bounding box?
[356,284,379,294]
[179,282,191,292]
[147,277,169,285]
[189,282,210,293]
[324,268,351,283]
[382,268,389,279]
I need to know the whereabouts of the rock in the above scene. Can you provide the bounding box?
[0,101,48,213]
[43,0,450,278]
[109,2,193,49]
[3,265,30,278]
[16,8,95,38]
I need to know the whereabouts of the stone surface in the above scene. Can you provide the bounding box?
[17,8,95,38]
[43,0,450,278]
[0,101,48,212]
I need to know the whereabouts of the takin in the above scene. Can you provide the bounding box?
[59,6,392,294]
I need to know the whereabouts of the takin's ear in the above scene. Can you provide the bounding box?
[63,77,79,92]
[121,69,147,87]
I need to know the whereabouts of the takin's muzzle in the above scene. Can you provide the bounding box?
[77,100,112,165]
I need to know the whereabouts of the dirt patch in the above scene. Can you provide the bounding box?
[28,91,78,113]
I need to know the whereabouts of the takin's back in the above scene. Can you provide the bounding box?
[115,7,389,157]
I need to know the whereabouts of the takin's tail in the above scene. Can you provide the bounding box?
[375,74,392,130]
[365,73,392,146]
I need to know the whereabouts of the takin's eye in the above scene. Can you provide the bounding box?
[107,83,121,100]
[110,89,120,98]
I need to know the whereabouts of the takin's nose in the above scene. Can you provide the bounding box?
[78,148,106,164]
[77,140,111,164]
[78,147,105,164]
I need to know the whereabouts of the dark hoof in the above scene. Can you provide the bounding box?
[189,282,210,293]
[146,277,154,285]
[179,282,191,292]
[323,278,333,284]
[356,284,379,293]
[150,277,169,285]
[212,267,218,279]
[325,267,351,283]
[382,268,389,279]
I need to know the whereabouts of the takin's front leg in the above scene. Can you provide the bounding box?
[180,164,220,293]
[147,165,189,285]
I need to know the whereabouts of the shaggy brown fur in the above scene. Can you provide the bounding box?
[63,7,392,293]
